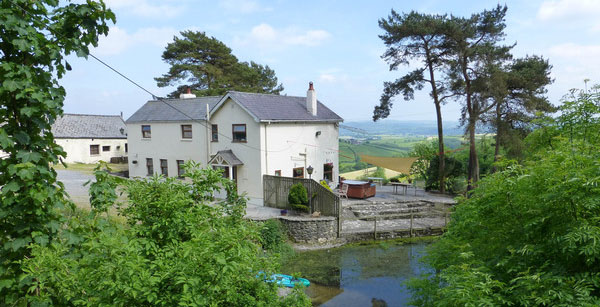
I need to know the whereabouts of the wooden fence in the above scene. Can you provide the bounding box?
[263,175,340,218]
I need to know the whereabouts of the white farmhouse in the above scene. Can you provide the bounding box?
[51,114,128,164]
[126,83,343,204]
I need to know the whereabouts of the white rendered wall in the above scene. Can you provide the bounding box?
[127,121,209,178]
[260,122,339,182]
[55,138,127,164]
[209,98,263,199]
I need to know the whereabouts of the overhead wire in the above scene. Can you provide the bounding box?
[9,1,307,154]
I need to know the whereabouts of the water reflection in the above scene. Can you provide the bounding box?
[281,242,429,306]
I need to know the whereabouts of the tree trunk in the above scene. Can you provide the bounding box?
[463,58,479,192]
[435,101,445,193]
[426,51,445,194]
[467,119,479,191]
[491,101,502,173]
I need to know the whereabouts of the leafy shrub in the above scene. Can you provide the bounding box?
[20,163,310,306]
[288,183,308,212]
[260,219,286,251]
[319,180,332,191]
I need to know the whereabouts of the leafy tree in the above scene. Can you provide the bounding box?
[375,10,452,193]
[0,0,114,301]
[156,31,284,97]
[483,56,554,169]
[408,86,600,306]
[22,163,310,306]
[444,5,512,190]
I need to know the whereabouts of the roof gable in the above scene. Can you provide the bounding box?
[51,114,127,139]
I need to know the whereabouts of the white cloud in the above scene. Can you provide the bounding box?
[94,26,177,56]
[319,74,336,82]
[235,23,331,50]
[104,0,183,18]
[219,0,272,14]
[548,43,600,59]
[537,0,600,21]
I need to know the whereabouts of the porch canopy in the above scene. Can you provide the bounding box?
[359,155,418,174]
[209,149,243,166]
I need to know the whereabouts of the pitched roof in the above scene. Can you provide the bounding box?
[125,97,220,123]
[52,114,127,139]
[223,91,343,122]
[209,150,243,166]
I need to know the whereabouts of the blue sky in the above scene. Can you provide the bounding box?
[61,0,600,122]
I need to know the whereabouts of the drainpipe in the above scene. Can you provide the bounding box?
[264,122,269,175]
[206,103,211,164]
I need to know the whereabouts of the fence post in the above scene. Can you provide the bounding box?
[337,197,342,238]
[444,212,448,228]
[410,213,413,237]
[374,216,377,240]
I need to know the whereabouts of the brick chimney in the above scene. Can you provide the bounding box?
[306,81,317,116]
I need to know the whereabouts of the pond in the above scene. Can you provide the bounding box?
[281,242,431,306]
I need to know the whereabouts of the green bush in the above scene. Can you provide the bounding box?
[260,219,286,251]
[288,183,308,212]
[20,163,310,306]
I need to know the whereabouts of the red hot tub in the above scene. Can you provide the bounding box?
[342,180,376,199]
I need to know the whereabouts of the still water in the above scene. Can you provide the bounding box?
[281,242,430,306]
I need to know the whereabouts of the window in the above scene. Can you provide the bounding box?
[232,124,246,142]
[177,160,185,178]
[125,143,128,153]
[90,145,99,155]
[102,145,110,152]
[323,163,333,181]
[211,124,218,142]
[146,158,153,175]
[181,124,192,139]
[275,170,281,176]
[160,159,168,176]
[293,167,304,178]
[142,125,151,138]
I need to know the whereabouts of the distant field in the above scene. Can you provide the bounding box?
[339,135,466,173]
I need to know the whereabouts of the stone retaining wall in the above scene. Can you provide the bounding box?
[278,216,338,243]
[342,227,444,243]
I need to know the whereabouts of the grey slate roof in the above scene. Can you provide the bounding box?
[125,91,343,124]
[126,97,220,123]
[209,150,244,166]
[226,91,343,122]
[52,114,127,139]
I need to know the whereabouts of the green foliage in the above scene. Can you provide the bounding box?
[156,31,284,97]
[85,161,119,216]
[20,164,310,306]
[288,183,308,207]
[0,0,114,302]
[408,86,600,306]
[425,155,463,193]
[320,180,332,191]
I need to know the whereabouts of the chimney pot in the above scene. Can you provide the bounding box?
[308,81,314,91]
[180,87,197,99]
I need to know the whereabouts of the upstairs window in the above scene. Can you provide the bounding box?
[211,124,218,142]
[146,158,153,175]
[181,124,192,139]
[142,125,151,138]
[102,145,110,152]
[90,145,99,155]
[160,159,168,176]
[232,124,246,142]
